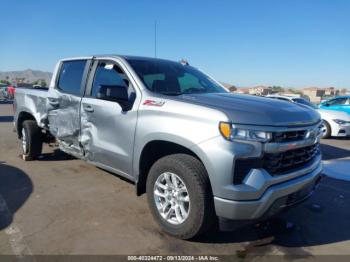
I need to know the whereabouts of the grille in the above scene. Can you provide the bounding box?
[233,143,320,184]
[263,143,320,175]
[271,130,307,142]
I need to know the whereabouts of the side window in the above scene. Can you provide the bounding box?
[91,62,130,98]
[327,98,347,105]
[57,60,86,95]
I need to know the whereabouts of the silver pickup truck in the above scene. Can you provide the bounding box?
[14,55,322,239]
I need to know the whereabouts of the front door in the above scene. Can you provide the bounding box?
[338,98,350,114]
[80,59,139,178]
[47,59,90,155]
[323,97,349,113]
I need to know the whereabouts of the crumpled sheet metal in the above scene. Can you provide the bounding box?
[80,108,93,161]
[48,107,80,139]
[22,91,48,128]
[46,92,81,140]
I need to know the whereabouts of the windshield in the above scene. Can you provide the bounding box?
[127,59,227,95]
[293,98,317,109]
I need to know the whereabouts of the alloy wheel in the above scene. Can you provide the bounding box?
[153,172,190,225]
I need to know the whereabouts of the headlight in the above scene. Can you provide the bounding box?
[333,119,350,125]
[219,122,272,142]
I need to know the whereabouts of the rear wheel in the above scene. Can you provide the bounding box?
[146,154,215,239]
[320,120,331,139]
[21,120,43,160]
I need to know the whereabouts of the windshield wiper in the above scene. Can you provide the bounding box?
[159,92,182,96]
[182,87,207,94]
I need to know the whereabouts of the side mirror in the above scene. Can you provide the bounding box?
[97,85,131,111]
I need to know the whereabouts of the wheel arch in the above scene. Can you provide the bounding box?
[16,111,36,138]
[136,140,209,196]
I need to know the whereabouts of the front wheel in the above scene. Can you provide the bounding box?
[146,154,215,239]
[320,120,331,139]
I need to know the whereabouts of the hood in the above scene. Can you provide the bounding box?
[172,93,321,127]
[318,109,350,121]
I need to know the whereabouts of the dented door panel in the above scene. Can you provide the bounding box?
[79,58,141,177]
[80,98,138,175]
[46,59,91,156]
[47,90,82,142]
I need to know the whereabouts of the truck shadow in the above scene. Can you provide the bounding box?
[0,100,13,105]
[0,163,33,230]
[320,143,350,160]
[196,176,350,251]
[39,149,76,161]
[0,116,14,122]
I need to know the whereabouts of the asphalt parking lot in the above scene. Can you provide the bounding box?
[0,102,350,258]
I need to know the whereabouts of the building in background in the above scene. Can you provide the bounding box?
[235,88,249,94]
[221,82,237,92]
[248,86,272,96]
[302,87,343,103]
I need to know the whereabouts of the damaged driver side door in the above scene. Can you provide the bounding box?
[47,59,91,157]
[80,59,138,179]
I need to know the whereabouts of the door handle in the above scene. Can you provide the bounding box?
[83,105,94,112]
[48,98,59,106]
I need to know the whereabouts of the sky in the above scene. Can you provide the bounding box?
[1,0,349,88]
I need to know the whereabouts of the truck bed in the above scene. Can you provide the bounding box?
[14,87,49,129]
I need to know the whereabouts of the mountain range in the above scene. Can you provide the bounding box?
[0,69,52,85]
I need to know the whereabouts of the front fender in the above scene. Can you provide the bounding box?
[132,133,199,178]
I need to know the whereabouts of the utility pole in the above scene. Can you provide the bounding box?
[154,20,157,58]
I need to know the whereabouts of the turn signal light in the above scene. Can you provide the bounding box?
[219,122,232,140]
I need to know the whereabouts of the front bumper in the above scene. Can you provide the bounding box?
[332,123,350,137]
[193,122,323,221]
[214,157,322,220]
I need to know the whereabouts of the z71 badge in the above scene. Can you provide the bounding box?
[143,100,165,107]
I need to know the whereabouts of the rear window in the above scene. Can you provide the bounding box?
[57,60,87,95]
[143,74,165,88]
[178,73,202,92]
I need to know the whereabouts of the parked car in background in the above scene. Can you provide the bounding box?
[267,95,350,138]
[0,86,8,100]
[318,109,350,138]
[319,96,350,115]
[7,85,15,100]
[266,95,317,109]
[320,95,335,104]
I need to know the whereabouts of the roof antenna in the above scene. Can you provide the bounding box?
[154,20,157,58]
[179,59,189,65]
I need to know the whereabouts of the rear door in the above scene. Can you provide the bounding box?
[80,58,140,178]
[47,59,91,156]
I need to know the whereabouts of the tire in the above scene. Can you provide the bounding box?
[146,154,215,239]
[320,120,331,139]
[21,120,43,160]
